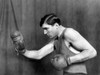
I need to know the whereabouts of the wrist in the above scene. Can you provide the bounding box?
[67,57,71,65]
[19,49,26,54]
[64,55,71,66]
[15,48,26,55]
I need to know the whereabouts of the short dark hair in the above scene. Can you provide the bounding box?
[40,13,61,27]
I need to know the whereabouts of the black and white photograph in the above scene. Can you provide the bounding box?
[0,0,99,75]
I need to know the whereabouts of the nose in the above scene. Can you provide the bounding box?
[44,30,47,34]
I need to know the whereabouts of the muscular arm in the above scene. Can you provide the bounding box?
[64,28,97,64]
[23,41,54,60]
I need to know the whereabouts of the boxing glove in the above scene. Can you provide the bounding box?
[51,54,70,70]
[11,31,25,54]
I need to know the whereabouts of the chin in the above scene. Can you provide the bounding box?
[50,36,56,39]
[48,35,53,38]
[49,36,53,38]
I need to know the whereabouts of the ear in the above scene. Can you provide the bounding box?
[54,23,59,27]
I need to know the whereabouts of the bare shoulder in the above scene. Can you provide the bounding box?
[65,28,78,33]
[64,28,83,42]
[64,28,80,37]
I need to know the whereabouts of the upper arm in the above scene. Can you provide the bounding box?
[64,28,97,58]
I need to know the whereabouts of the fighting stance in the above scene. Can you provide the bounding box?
[11,13,97,75]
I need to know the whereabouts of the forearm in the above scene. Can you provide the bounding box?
[23,49,40,60]
[68,49,97,64]
[22,42,54,60]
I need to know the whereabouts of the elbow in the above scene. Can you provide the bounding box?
[93,49,97,57]
[90,49,97,58]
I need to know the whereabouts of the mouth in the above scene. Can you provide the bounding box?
[47,34,50,37]
[47,34,52,38]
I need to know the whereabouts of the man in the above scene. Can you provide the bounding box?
[11,13,97,75]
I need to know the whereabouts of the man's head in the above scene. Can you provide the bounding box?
[40,13,61,38]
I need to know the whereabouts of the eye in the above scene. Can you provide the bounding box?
[43,28,48,30]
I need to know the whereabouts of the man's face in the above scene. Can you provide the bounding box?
[42,23,58,38]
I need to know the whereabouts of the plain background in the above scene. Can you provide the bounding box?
[0,0,99,75]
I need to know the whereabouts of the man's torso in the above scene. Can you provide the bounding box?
[54,28,87,74]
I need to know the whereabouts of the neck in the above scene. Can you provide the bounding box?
[58,25,66,37]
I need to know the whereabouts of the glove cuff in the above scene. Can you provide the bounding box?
[64,55,71,66]
[67,57,71,65]
[19,49,26,54]
[15,48,26,55]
